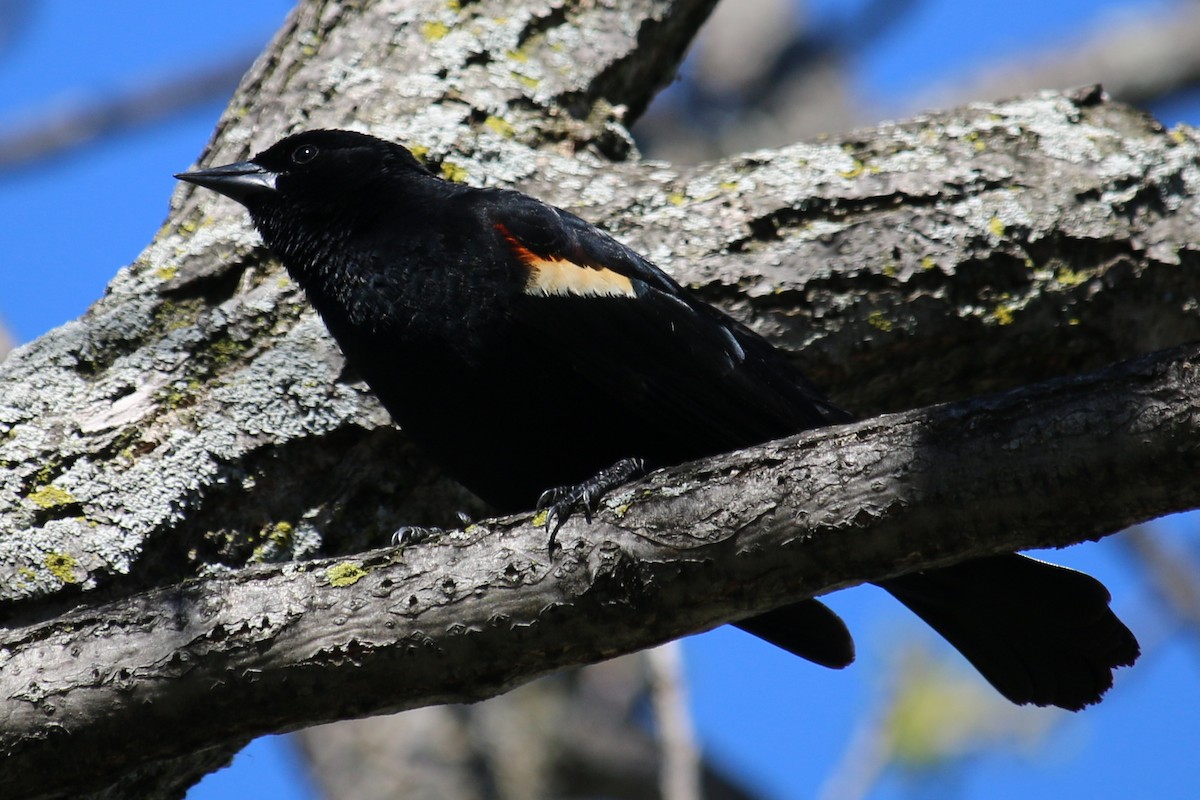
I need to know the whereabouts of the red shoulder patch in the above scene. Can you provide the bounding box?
[496,224,635,299]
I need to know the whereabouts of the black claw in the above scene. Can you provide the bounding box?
[535,488,558,513]
[391,525,445,547]
[534,457,647,556]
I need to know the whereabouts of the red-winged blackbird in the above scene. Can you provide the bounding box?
[177,129,1138,710]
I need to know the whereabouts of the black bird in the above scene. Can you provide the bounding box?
[177,129,1139,710]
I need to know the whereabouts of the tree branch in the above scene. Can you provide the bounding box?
[4,85,1199,619]
[3,340,1198,800]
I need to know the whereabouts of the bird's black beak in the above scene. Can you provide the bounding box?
[175,161,279,205]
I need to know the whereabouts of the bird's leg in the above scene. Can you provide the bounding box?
[536,457,646,554]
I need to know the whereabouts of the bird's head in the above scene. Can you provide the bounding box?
[175,129,431,214]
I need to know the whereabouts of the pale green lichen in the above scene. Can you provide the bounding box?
[840,159,866,178]
[483,116,514,138]
[45,552,81,584]
[867,311,893,332]
[153,297,204,333]
[420,20,449,41]
[209,336,248,366]
[1056,266,1089,287]
[511,72,539,90]
[992,303,1016,326]
[28,485,77,509]
[251,522,295,563]
[440,161,469,183]
[326,561,367,587]
[32,458,64,489]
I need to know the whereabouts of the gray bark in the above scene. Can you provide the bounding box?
[4,340,1200,799]
[1,0,1199,797]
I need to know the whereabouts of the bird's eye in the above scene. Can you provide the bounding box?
[291,144,319,165]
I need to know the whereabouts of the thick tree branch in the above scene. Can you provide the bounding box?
[4,86,1199,618]
[3,340,1198,800]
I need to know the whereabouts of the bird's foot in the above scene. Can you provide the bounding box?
[536,457,646,555]
[391,526,446,547]
[391,512,473,547]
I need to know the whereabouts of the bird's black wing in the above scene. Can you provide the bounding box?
[479,190,849,465]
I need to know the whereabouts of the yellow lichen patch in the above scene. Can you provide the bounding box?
[33,459,62,488]
[420,20,450,41]
[532,509,550,528]
[155,264,178,281]
[964,131,986,152]
[666,192,686,206]
[839,155,879,179]
[987,217,1006,239]
[511,72,539,90]
[882,263,897,278]
[840,159,865,179]
[505,48,529,63]
[992,304,1015,326]
[440,161,469,183]
[28,485,77,509]
[867,311,893,332]
[45,552,81,584]
[326,561,367,587]
[269,521,294,542]
[18,567,36,582]
[920,256,937,271]
[1055,266,1089,287]
[484,116,515,137]
[252,521,296,563]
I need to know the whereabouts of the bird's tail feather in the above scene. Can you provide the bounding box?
[878,553,1139,710]
[734,598,855,669]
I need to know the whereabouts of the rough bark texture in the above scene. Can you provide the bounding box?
[1,0,1199,797]
[4,340,1200,799]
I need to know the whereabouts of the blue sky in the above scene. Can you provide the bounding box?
[1,2,1196,799]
